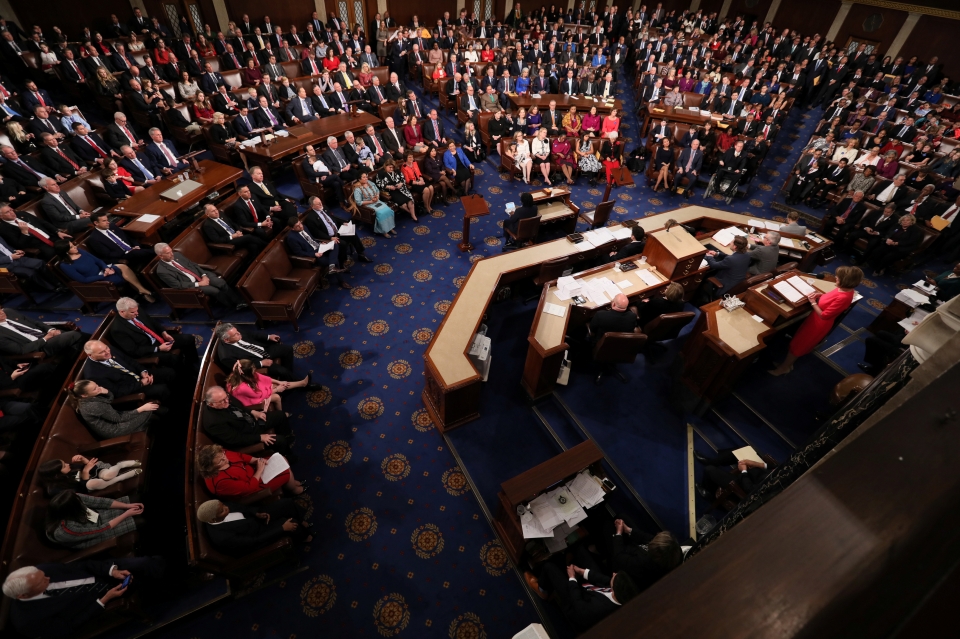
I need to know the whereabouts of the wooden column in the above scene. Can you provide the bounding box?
[825,0,853,43]
[886,11,923,61]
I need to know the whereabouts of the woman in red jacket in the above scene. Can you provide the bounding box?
[198,444,306,498]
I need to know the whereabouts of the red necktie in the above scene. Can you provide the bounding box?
[373,136,383,154]
[58,149,79,170]
[35,91,45,107]
[84,137,108,158]
[26,225,54,246]
[247,199,258,222]
[172,261,200,279]
[311,59,318,74]
[133,319,164,343]
[123,126,136,144]
[72,61,85,82]
[231,54,239,67]
[433,121,439,137]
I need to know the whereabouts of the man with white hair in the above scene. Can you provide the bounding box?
[107,297,200,368]
[38,177,92,234]
[322,136,361,182]
[3,557,165,638]
[153,242,248,311]
[38,132,87,179]
[202,384,294,457]
[746,231,781,275]
[80,339,175,401]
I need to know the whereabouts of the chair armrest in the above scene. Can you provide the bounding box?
[237,443,266,455]
[207,243,238,255]
[707,277,723,289]
[62,536,119,562]
[289,255,316,269]
[79,434,134,453]
[237,488,274,505]
[136,356,160,366]
[234,536,293,563]
[0,389,22,398]
[3,352,47,363]
[198,263,222,274]
[165,326,182,334]
[272,277,302,290]
[47,322,79,331]
[111,393,147,405]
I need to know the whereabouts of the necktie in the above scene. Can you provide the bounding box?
[840,200,856,220]
[686,151,694,171]
[301,231,320,250]
[157,142,177,166]
[433,121,439,137]
[82,136,106,158]
[375,86,383,101]
[216,217,235,234]
[102,358,139,379]
[372,135,383,154]
[911,199,922,215]
[44,581,109,598]
[71,61,84,81]
[35,91,45,106]
[762,125,769,139]
[122,126,136,145]
[106,229,131,251]
[132,159,154,180]
[237,339,267,358]
[266,108,277,125]
[17,160,43,179]
[171,260,200,280]
[57,149,79,170]
[582,583,613,594]
[942,206,958,222]
[132,319,163,343]
[246,199,258,222]
[7,320,43,337]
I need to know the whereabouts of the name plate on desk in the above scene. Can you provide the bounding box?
[158,180,202,202]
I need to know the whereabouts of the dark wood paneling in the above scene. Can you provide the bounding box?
[198,0,219,32]
[772,0,841,38]
[699,0,726,16]
[372,0,459,30]
[12,0,133,37]
[225,0,315,33]
[726,0,774,26]
[900,15,960,83]
[833,3,907,57]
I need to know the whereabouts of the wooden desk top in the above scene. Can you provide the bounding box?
[508,93,623,113]
[749,272,837,321]
[111,160,242,221]
[501,440,603,506]
[538,201,577,222]
[238,112,382,161]
[714,306,772,355]
[646,105,731,127]
[533,261,669,351]
[425,206,770,388]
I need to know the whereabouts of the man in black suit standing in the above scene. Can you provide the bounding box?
[201,203,267,256]
[4,557,165,639]
[87,212,154,271]
[109,297,199,369]
[0,305,86,358]
[81,339,175,401]
[525,547,639,632]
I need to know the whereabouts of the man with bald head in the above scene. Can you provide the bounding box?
[588,293,638,344]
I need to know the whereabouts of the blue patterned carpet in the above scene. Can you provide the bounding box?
[14,72,956,639]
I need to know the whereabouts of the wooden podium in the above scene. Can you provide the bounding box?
[641,227,707,280]
[602,165,634,203]
[458,194,490,252]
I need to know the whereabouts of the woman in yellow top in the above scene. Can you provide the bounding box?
[562,106,582,138]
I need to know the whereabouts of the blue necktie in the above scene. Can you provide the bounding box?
[216,218,235,234]
[133,159,154,180]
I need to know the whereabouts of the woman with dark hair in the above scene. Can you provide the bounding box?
[651,138,674,192]
[69,380,159,439]
[45,489,142,548]
[241,57,263,87]
[38,456,142,495]
[54,241,154,303]
[226,358,307,412]
[376,161,418,221]
[422,146,454,203]
[197,443,305,498]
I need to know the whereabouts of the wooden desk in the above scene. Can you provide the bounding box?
[459,194,490,252]
[531,186,580,236]
[493,440,605,565]
[745,271,836,326]
[111,160,242,243]
[868,297,912,335]
[641,105,732,137]
[508,93,623,115]
[238,112,382,171]
[422,206,778,432]
[701,225,833,273]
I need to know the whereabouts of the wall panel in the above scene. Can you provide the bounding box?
[223,0,316,34]
[899,14,960,83]
[832,2,907,57]
[772,0,841,38]
[12,0,133,37]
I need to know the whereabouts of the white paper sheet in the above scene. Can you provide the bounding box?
[593,227,616,243]
[136,214,160,223]
[613,227,633,239]
[712,228,736,246]
[616,280,632,289]
[765,221,782,230]
[543,302,566,317]
[317,241,337,255]
[338,222,356,236]
[520,511,554,539]
[786,276,817,296]
[773,280,804,303]
[530,494,563,531]
[751,314,765,323]
[567,473,605,509]
[637,269,661,287]
[512,623,550,639]
[261,453,290,484]
[748,219,768,229]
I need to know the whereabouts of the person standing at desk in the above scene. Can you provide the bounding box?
[769,266,863,376]
[746,231,780,275]
[504,192,537,242]
[703,235,751,297]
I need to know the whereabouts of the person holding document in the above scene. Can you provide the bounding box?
[769,266,862,376]
[694,448,772,498]
[198,444,306,498]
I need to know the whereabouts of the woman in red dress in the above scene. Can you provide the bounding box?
[769,266,863,376]
[198,444,306,498]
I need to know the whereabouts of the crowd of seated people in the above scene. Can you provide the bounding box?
[0,1,956,636]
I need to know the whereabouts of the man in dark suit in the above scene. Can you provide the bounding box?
[85,212,154,273]
[673,139,703,196]
[0,305,85,358]
[605,226,647,264]
[504,193,538,239]
[211,85,240,115]
[303,196,371,264]
[254,96,286,129]
[196,499,310,555]
[694,448,771,497]
[109,296,199,368]
[823,191,868,245]
[422,110,447,148]
[199,62,226,93]
[845,203,899,255]
[784,148,825,205]
[201,385,293,456]
[154,243,248,311]
[19,81,53,113]
[866,174,911,209]
[308,84,337,117]
[322,137,361,182]
[888,117,917,142]
[588,293,639,345]
[144,128,188,173]
[201,203,266,256]
[229,106,256,140]
[230,186,276,239]
[5,557,166,639]
[39,177,94,235]
[69,124,115,166]
[286,87,319,123]
[285,217,352,289]
[383,72,406,101]
[105,113,144,151]
[117,145,161,184]
[216,323,313,384]
[0,146,58,189]
[807,158,851,207]
[525,546,639,632]
[81,339,175,401]
[703,235,752,297]
[862,213,924,275]
[0,205,69,260]
[38,134,86,180]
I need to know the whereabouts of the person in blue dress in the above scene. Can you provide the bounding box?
[443,142,475,196]
[353,172,397,238]
[54,241,155,303]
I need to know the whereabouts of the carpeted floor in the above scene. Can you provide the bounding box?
[11,69,956,639]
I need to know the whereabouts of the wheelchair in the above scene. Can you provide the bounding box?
[703,170,744,204]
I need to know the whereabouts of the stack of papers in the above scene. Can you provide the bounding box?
[544,522,575,554]
[555,276,581,301]
[637,269,661,287]
[748,219,781,231]
[895,288,930,308]
[712,226,747,246]
[913,280,937,296]
[785,276,817,297]
[899,308,930,333]
[338,222,356,236]
[581,279,611,305]
[593,227,616,243]
[261,453,290,484]
[136,214,160,224]
[772,280,805,303]
[520,511,553,539]
[613,227,633,240]
[566,472,605,509]
[543,302,566,317]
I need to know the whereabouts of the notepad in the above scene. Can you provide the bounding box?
[261,453,290,484]
[712,228,737,246]
[135,214,160,223]
[772,280,804,303]
[637,269,661,287]
[786,276,817,297]
[732,446,764,464]
[543,302,566,317]
[317,241,337,255]
[616,280,632,289]
[751,314,765,323]
[929,215,951,231]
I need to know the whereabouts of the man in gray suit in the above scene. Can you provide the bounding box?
[747,231,780,275]
[38,178,92,234]
[153,243,248,311]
